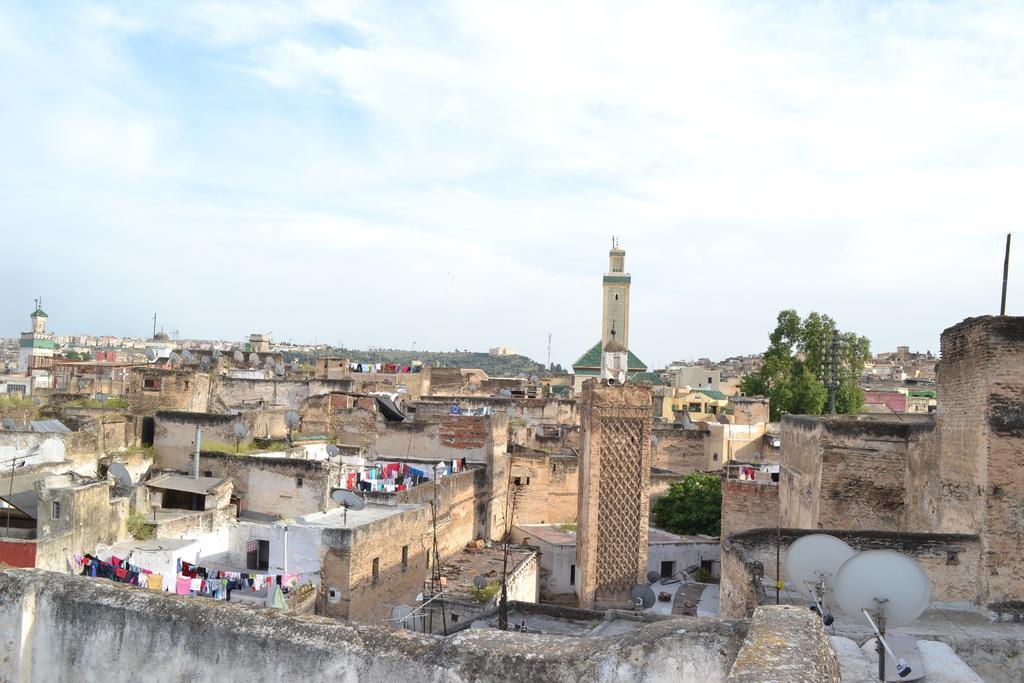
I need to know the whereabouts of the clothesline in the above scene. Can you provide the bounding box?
[348,362,422,374]
[76,552,302,608]
[343,458,467,493]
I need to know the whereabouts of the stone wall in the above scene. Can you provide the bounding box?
[651,425,708,474]
[939,315,1024,608]
[153,411,237,472]
[778,414,937,532]
[0,567,755,683]
[719,528,983,619]
[726,605,840,682]
[721,479,779,540]
[127,368,211,416]
[196,452,338,519]
[510,452,580,524]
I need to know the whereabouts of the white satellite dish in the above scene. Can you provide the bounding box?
[785,534,855,625]
[285,411,301,430]
[325,444,340,457]
[834,550,931,680]
[145,348,157,362]
[249,352,259,365]
[233,350,244,363]
[168,352,181,367]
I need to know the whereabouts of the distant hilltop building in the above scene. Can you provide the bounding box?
[571,239,649,392]
[488,346,516,356]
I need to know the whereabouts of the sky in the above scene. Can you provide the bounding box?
[2,1,1024,369]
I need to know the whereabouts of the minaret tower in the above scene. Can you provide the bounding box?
[600,238,630,381]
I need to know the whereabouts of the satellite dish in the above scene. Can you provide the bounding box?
[97,393,108,403]
[834,550,930,629]
[835,550,930,679]
[233,422,249,440]
[2,417,16,431]
[630,585,656,609]
[285,411,301,430]
[472,576,488,589]
[249,353,259,365]
[233,350,244,363]
[168,352,181,367]
[646,570,661,584]
[145,348,157,361]
[332,489,366,526]
[650,435,659,447]
[108,463,132,487]
[274,363,285,376]
[290,361,300,371]
[785,534,855,626]
[264,357,275,370]
[391,604,413,628]
[325,444,340,457]
[530,375,539,384]
[200,357,211,372]
[182,350,195,363]
[498,389,512,398]
[212,350,222,359]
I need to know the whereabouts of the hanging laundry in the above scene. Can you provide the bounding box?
[175,577,191,595]
[147,574,163,590]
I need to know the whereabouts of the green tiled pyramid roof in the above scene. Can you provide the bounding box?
[692,388,727,401]
[31,308,48,318]
[628,371,664,385]
[571,341,648,372]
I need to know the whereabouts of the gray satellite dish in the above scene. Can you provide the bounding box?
[785,534,855,626]
[646,570,661,584]
[498,389,512,398]
[97,394,108,403]
[530,375,539,384]
[274,363,285,376]
[325,444,340,457]
[182,350,195,363]
[168,352,181,367]
[108,463,132,487]
[391,604,413,629]
[651,435,659,447]
[290,360,300,371]
[332,489,366,526]
[472,575,488,589]
[630,585,656,609]
[264,357,275,370]
[2,417,16,431]
[200,357,211,372]
[233,422,249,440]
[212,350,222,359]
[233,350,244,363]
[285,411,301,430]
[249,352,259,365]
[145,348,157,361]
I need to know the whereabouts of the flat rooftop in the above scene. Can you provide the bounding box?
[440,544,535,600]
[291,503,421,529]
[516,524,716,547]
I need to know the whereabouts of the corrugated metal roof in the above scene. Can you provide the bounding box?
[28,419,71,433]
[145,473,229,495]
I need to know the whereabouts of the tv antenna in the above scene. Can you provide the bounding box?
[331,489,365,527]
[785,534,855,626]
[834,550,930,680]
[391,604,414,630]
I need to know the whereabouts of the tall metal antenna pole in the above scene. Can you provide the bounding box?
[152,313,157,339]
[1001,233,1012,316]
[547,333,552,371]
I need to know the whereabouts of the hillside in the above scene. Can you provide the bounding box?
[328,348,552,377]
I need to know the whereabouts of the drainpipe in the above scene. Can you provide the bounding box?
[193,426,202,479]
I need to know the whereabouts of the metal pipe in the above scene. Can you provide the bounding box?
[1001,233,1012,316]
[193,426,202,479]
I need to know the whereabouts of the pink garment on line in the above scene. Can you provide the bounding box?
[175,576,191,595]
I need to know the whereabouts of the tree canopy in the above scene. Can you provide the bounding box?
[740,309,871,421]
[652,473,722,536]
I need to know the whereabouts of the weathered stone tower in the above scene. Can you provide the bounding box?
[576,380,652,609]
[938,316,1024,610]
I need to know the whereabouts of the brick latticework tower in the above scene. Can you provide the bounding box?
[938,316,1024,609]
[576,380,652,609]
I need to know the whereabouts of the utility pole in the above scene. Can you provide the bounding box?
[547,332,552,371]
[1001,233,1012,316]
[827,334,839,415]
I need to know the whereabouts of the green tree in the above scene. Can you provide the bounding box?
[741,309,871,420]
[652,473,722,536]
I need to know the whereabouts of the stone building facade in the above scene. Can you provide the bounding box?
[576,381,652,609]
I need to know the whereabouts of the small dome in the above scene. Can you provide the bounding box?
[153,332,171,342]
